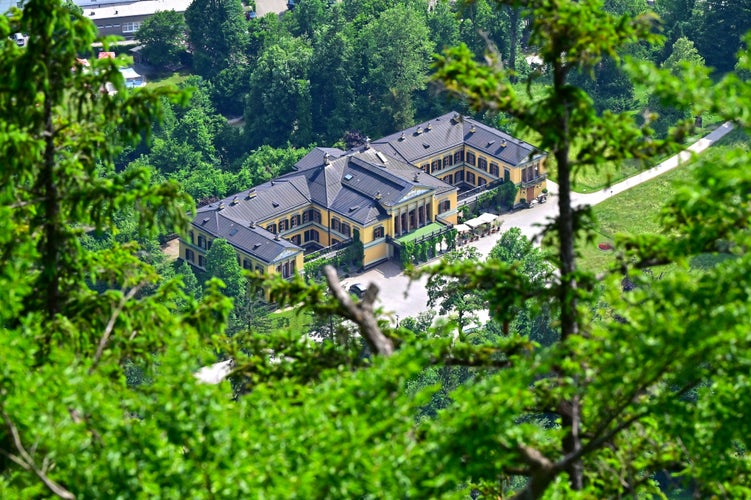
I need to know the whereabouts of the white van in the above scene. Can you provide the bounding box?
[13,33,25,47]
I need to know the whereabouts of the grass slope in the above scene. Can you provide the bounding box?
[577,128,748,272]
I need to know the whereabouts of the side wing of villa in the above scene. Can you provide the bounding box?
[179,111,547,279]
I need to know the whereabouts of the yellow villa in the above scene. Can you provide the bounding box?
[179,111,547,278]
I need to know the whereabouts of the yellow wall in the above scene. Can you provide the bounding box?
[364,241,389,267]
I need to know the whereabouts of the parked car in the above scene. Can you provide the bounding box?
[348,283,366,299]
[13,33,25,47]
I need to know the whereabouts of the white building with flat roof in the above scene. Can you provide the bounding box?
[81,0,192,40]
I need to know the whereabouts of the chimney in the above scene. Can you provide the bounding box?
[246,188,257,199]
[469,125,476,134]
[399,132,405,141]
[232,196,239,205]
[218,202,225,210]
[323,152,331,165]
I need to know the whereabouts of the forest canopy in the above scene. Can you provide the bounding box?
[1,0,751,499]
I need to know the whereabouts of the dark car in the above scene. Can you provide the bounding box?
[348,283,366,298]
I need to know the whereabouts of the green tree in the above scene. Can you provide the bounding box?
[0,2,229,497]
[184,0,249,78]
[245,36,313,147]
[309,12,357,143]
[662,36,705,74]
[355,4,435,135]
[136,9,187,68]
[204,238,247,301]
[692,0,751,73]
[648,37,706,137]
[425,246,485,333]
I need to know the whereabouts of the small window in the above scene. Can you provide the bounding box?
[373,226,384,239]
[185,249,194,263]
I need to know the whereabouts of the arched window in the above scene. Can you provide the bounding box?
[291,214,300,227]
[478,157,487,171]
[341,222,351,238]
[443,174,453,184]
[454,150,464,164]
[432,159,441,172]
[489,163,500,177]
[466,172,475,184]
[267,223,277,234]
[331,218,340,232]
[443,155,453,168]
[279,219,289,231]
[466,151,476,165]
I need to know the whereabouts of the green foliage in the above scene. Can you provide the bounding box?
[136,9,187,68]
[245,36,314,148]
[184,0,249,78]
[6,2,751,499]
[424,246,485,333]
[204,239,247,301]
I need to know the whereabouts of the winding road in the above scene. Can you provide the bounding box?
[341,121,736,323]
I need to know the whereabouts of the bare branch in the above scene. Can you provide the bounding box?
[90,283,145,373]
[1,410,75,499]
[510,444,558,500]
[323,265,394,356]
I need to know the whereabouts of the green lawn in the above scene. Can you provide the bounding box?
[147,70,191,89]
[270,307,312,334]
[576,128,748,272]
[396,222,446,244]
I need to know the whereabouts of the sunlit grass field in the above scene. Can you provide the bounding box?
[576,128,748,272]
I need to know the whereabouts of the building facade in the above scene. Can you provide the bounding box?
[78,0,192,40]
[179,111,547,279]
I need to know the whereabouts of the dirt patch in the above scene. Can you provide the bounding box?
[162,238,180,261]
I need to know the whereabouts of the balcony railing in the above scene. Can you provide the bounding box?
[521,173,547,188]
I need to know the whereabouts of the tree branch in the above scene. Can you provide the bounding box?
[1,409,75,499]
[90,282,145,373]
[324,265,394,356]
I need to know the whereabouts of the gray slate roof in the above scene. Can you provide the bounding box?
[194,207,300,264]
[191,149,456,261]
[191,110,542,265]
[371,111,543,167]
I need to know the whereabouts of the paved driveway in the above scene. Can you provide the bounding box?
[341,122,735,323]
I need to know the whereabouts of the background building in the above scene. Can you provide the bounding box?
[77,0,191,40]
